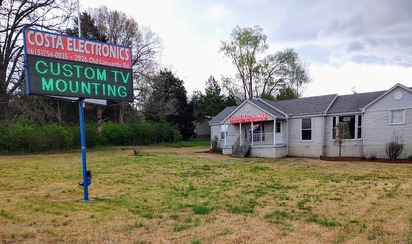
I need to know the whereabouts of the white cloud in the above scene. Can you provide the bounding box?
[307,62,412,96]
[80,0,412,98]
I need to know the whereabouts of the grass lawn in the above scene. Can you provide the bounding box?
[0,145,412,243]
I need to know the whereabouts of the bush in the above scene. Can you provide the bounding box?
[385,134,404,161]
[0,124,9,153]
[105,122,182,146]
[101,122,133,146]
[85,124,106,148]
[7,117,44,153]
[42,123,71,151]
[0,119,182,154]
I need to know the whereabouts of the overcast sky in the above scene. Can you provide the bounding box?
[82,0,412,97]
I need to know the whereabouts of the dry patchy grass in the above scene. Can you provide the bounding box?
[0,146,412,243]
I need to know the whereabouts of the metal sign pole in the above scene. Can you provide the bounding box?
[78,98,89,201]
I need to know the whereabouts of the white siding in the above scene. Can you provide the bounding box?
[287,116,323,157]
[250,146,288,158]
[363,87,412,159]
[363,108,412,159]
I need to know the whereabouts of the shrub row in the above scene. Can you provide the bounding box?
[0,118,181,154]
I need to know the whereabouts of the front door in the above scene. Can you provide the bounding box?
[275,121,285,144]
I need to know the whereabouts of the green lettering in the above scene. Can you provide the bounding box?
[91,83,100,95]
[50,61,60,76]
[118,86,127,97]
[41,77,54,91]
[108,84,116,97]
[111,70,120,82]
[102,83,106,95]
[120,71,130,84]
[73,65,83,79]
[96,69,106,81]
[36,60,48,74]
[62,63,73,78]
[81,82,91,95]
[69,80,79,93]
[56,79,67,92]
[84,67,95,80]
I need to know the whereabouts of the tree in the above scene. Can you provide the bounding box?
[66,11,109,131]
[90,6,163,123]
[334,122,351,158]
[220,25,267,100]
[0,0,76,123]
[143,75,177,123]
[220,25,311,101]
[275,86,298,101]
[189,90,204,119]
[143,69,194,140]
[277,49,312,98]
[190,76,237,118]
[66,12,107,41]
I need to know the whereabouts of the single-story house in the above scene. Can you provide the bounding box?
[209,83,412,159]
[194,116,213,139]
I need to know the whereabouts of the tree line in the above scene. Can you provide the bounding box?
[0,1,311,146]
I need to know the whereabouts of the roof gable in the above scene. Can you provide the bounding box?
[362,83,412,111]
[249,99,286,117]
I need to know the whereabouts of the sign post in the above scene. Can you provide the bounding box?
[23,27,133,201]
[78,98,89,200]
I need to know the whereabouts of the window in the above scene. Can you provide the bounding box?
[301,118,312,140]
[390,109,405,124]
[340,115,355,139]
[220,125,228,139]
[332,115,362,139]
[276,121,281,133]
[357,114,362,139]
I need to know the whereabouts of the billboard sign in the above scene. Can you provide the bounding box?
[23,28,133,102]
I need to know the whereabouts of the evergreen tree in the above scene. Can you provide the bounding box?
[66,12,109,130]
[190,76,237,119]
[143,69,194,140]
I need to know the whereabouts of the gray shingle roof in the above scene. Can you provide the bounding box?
[261,94,337,116]
[326,90,385,114]
[209,106,237,125]
[210,86,398,124]
[249,99,286,117]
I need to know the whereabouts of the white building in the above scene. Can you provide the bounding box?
[209,83,412,159]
